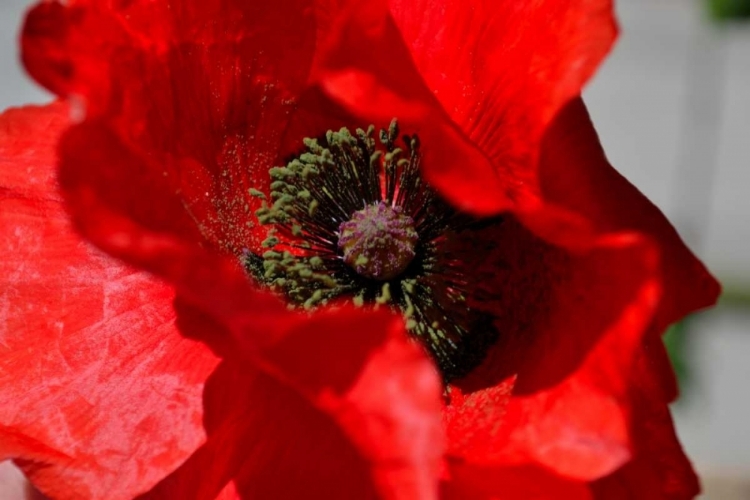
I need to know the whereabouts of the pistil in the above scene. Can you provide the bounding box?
[338,202,418,281]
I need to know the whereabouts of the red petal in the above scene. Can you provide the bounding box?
[0,103,218,499]
[390,0,616,201]
[23,0,318,262]
[443,461,593,500]
[311,1,616,213]
[539,98,720,336]
[444,207,651,391]
[538,98,719,403]
[310,0,510,213]
[445,228,659,480]
[23,1,346,356]
[140,308,444,500]
[442,98,717,484]
[591,349,700,499]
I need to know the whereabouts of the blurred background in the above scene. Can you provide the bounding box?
[585,1,750,497]
[0,0,748,498]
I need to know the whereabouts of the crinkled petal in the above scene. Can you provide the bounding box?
[140,308,444,500]
[0,103,219,499]
[389,0,616,204]
[23,0,318,259]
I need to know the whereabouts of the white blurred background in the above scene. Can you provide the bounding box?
[585,3,750,497]
[1,0,748,498]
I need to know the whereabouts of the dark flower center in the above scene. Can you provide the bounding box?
[246,120,500,382]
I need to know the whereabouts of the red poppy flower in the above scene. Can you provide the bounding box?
[3,0,720,498]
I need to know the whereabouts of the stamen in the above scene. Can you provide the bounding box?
[246,120,501,382]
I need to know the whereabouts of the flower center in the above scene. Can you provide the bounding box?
[338,202,418,281]
[246,120,501,382]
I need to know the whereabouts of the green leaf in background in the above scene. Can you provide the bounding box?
[719,286,750,309]
[665,287,750,403]
[708,0,750,20]
[664,320,690,395]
